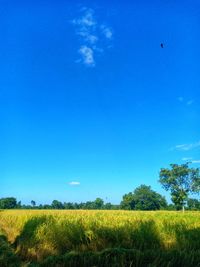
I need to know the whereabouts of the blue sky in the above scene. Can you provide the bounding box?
[1,0,200,204]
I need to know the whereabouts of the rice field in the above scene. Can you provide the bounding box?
[0,210,200,267]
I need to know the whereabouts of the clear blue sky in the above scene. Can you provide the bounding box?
[1,0,200,204]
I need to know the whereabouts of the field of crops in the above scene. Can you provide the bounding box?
[0,210,200,267]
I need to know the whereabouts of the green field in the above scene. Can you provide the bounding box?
[0,210,200,267]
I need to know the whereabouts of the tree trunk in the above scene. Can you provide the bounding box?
[182,205,185,212]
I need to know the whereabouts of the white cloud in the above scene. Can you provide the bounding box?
[72,7,113,66]
[101,25,113,39]
[79,46,95,66]
[73,8,96,27]
[69,181,80,186]
[177,97,194,106]
[182,157,200,164]
[73,9,98,46]
[191,160,200,164]
[182,157,193,161]
[187,100,194,106]
[86,34,98,44]
[173,141,200,151]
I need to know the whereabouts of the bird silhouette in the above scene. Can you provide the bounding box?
[160,43,164,48]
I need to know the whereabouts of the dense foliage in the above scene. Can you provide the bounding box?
[159,163,200,210]
[120,185,167,210]
[1,187,200,211]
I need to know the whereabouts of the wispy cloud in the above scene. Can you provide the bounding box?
[69,181,80,186]
[178,97,184,102]
[186,100,194,106]
[182,157,193,161]
[178,97,194,106]
[182,157,200,164]
[79,46,95,66]
[72,7,113,66]
[172,141,200,151]
[101,25,113,39]
[191,160,200,164]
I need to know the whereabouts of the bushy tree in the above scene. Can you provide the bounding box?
[120,192,135,210]
[51,200,64,209]
[133,185,167,210]
[103,202,112,210]
[0,197,17,209]
[159,163,200,211]
[120,185,167,210]
[94,198,104,209]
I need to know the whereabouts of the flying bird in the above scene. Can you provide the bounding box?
[160,43,164,48]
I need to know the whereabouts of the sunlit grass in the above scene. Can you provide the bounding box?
[0,210,200,266]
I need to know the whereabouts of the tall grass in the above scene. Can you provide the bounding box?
[0,210,200,266]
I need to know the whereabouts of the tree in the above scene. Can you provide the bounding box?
[31,200,36,208]
[0,197,17,209]
[120,185,167,210]
[94,198,104,209]
[103,202,112,210]
[63,202,75,209]
[187,198,200,210]
[159,163,200,211]
[51,200,64,209]
[17,201,22,209]
[120,192,135,210]
[133,185,167,210]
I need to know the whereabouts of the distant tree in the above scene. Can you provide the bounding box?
[0,197,17,209]
[17,201,22,209]
[78,202,85,209]
[187,198,200,210]
[31,200,36,208]
[63,202,75,209]
[104,202,112,210]
[94,198,104,209]
[166,204,176,211]
[159,163,200,211]
[113,205,121,210]
[73,203,80,209]
[83,201,93,209]
[133,185,167,210]
[120,192,135,210]
[51,200,64,209]
[121,185,167,210]
[83,198,104,209]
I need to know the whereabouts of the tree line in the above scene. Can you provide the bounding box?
[1,163,200,211]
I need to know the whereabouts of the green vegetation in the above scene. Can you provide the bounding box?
[0,210,200,266]
[0,198,18,209]
[0,229,20,267]
[0,163,200,266]
[120,185,167,210]
[1,163,199,211]
[159,163,200,211]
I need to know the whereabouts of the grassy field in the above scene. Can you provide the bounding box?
[0,210,200,267]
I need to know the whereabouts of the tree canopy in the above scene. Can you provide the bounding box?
[0,197,17,209]
[120,185,167,210]
[159,163,200,211]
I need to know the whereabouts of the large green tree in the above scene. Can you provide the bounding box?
[120,185,167,210]
[159,163,200,211]
[0,197,17,209]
